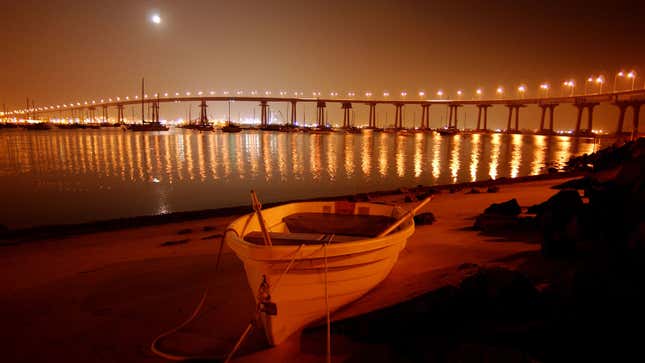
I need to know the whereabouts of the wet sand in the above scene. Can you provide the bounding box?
[0,177,572,363]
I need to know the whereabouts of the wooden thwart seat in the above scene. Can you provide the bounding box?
[282,213,395,237]
[244,231,363,246]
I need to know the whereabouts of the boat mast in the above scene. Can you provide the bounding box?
[141,78,145,124]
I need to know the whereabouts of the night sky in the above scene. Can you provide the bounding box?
[2,0,644,129]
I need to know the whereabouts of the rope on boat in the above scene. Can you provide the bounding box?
[224,243,307,362]
[271,243,306,293]
[377,195,434,237]
[251,190,272,246]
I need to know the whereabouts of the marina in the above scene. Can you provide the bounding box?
[0,128,604,229]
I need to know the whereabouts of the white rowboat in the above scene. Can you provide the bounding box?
[224,200,415,345]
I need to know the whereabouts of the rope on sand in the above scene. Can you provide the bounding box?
[149,235,227,361]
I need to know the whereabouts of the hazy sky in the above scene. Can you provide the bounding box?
[1,0,644,129]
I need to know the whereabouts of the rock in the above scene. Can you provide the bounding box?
[487,185,500,193]
[526,201,546,215]
[547,167,558,174]
[417,188,439,200]
[465,188,481,194]
[404,195,417,203]
[552,177,591,190]
[414,212,435,225]
[484,198,521,216]
[176,228,193,235]
[202,225,217,231]
[539,189,584,257]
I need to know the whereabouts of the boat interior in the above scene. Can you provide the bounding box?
[244,213,396,246]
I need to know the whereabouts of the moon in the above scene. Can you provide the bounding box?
[151,14,161,24]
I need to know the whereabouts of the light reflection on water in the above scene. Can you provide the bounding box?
[0,129,605,228]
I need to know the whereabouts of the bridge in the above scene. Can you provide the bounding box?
[4,88,645,140]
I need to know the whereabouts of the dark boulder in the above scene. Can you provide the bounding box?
[552,177,591,190]
[416,188,439,200]
[484,198,521,216]
[465,188,481,194]
[539,189,584,257]
[487,185,500,193]
[414,212,436,225]
[404,195,417,203]
[526,201,546,215]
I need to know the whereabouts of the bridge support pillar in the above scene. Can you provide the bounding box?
[367,103,376,128]
[574,104,584,135]
[615,102,628,136]
[341,102,352,128]
[102,105,108,123]
[447,104,462,129]
[476,104,491,130]
[394,103,404,129]
[506,105,513,131]
[199,99,208,125]
[420,104,430,129]
[316,100,326,127]
[260,101,269,127]
[548,105,556,131]
[586,103,598,133]
[632,103,641,141]
[574,103,599,136]
[152,101,160,124]
[539,105,547,131]
[117,104,124,124]
[290,101,297,126]
[88,107,96,123]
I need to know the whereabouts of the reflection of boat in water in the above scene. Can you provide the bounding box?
[23,122,52,130]
[56,123,101,129]
[438,127,460,136]
[128,123,169,132]
[225,198,425,345]
[221,122,242,133]
[396,129,416,136]
[361,127,383,133]
[342,126,362,134]
[100,122,121,128]
[179,124,214,132]
[308,126,333,134]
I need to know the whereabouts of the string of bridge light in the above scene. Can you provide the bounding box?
[1,70,641,116]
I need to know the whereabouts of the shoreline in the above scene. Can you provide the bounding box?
[0,175,579,362]
[1,170,585,244]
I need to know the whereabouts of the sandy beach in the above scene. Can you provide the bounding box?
[1,177,574,363]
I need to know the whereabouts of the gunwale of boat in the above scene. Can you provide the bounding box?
[225,201,414,260]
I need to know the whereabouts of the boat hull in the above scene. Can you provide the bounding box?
[225,201,414,345]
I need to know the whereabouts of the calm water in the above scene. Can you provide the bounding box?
[0,128,607,228]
